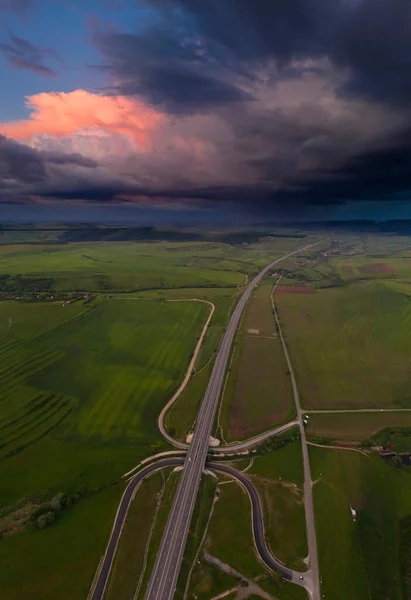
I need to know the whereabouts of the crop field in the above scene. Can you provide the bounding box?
[220,281,293,441]
[306,411,411,440]
[310,445,411,600]
[0,298,208,449]
[276,279,411,409]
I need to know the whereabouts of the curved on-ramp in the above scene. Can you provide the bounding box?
[89,458,309,600]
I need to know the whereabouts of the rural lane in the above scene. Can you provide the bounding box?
[271,279,320,600]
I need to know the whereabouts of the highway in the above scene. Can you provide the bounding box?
[144,240,324,600]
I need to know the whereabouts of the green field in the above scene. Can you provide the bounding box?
[0,297,209,598]
[220,281,293,441]
[310,445,411,600]
[0,298,209,451]
[276,279,411,409]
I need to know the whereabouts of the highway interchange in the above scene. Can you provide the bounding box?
[90,241,324,600]
[144,242,323,600]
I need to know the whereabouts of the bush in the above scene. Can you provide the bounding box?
[37,511,56,529]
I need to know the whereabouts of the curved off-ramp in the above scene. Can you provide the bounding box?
[90,457,310,600]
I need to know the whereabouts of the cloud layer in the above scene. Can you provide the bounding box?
[2,0,411,212]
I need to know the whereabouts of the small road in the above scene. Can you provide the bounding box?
[90,456,311,600]
[271,279,320,600]
[144,241,325,600]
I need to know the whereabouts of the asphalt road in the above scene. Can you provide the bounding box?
[144,241,323,600]
[89,458,184,600]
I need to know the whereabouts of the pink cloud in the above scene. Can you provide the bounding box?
[1,89,164,146]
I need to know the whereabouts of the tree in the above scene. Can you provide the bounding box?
[37,511,56,529]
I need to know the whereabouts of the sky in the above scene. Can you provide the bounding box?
[1,0,411,222]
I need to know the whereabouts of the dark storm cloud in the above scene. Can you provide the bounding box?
[0,34,60,77]
[0,135,98,191]
[95,28,248,112]
[285,130,411,203]
[142,0,411,107]
[0,135,46,183]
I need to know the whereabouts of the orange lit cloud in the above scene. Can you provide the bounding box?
[1,89,164,146]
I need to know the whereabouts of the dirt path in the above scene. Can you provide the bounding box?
[157,298,215,447]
